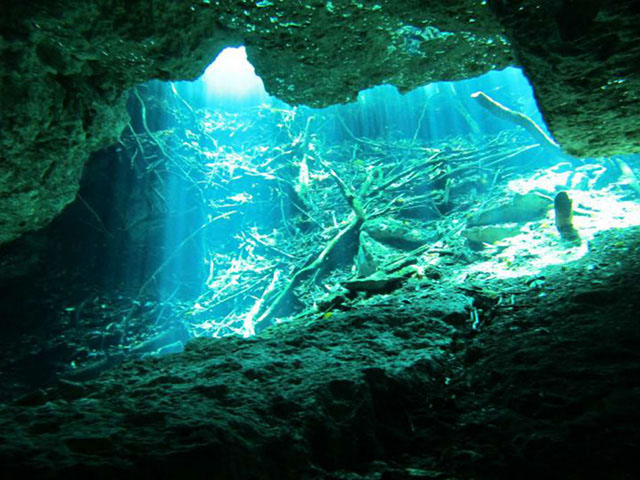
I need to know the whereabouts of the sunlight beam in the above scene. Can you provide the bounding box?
[201,47,267,99]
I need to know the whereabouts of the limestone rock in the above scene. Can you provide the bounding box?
[488,0,640,157]
[467,192,553,226]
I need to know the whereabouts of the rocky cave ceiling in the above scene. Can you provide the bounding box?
[0,0,638,246]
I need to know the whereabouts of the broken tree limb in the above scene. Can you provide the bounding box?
[369,151,444,196]
[252,214,362,332]
[320,159,365,219]
[470,91,573,162]
[253,160,367,331]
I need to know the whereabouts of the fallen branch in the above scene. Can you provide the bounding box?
[470,91,573,162]
[320,159,365,218]
[369,151,444,196]
[252,214,362,332]
[252,155,368,331]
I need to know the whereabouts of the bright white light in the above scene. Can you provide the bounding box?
[202,47,267,99]
[455,164,640,281]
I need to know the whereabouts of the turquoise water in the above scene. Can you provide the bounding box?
[121,47,552,333]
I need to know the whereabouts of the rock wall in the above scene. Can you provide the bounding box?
[1,0,639,245]
[488,0,640,157]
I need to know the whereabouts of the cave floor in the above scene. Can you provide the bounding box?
[1,225,639,479]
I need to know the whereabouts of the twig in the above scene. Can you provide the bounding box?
[133,87,170,159]
[199,276,269,311]
[247,231,298,259]
[252,213,362,331]
[77,193,113,238]
[243,269,281,336]
[412,99,429,143]
[170,82,195,116]
[126,122,146,167]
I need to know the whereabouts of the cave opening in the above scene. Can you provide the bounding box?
[1,45,640,398]
[115,46,640,338]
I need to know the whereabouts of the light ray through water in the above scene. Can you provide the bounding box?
[131,46,640,338]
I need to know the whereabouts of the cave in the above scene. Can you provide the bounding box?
[1,2,640,479]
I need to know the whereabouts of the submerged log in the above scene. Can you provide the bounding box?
[471,91,575,163]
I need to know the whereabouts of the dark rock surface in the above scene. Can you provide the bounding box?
[1,227,639,479]
[3,1,640,243]
[489,0,640,157]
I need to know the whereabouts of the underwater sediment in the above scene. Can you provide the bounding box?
[1,227,639,479]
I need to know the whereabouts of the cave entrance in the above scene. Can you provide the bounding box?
[3,46,639,394]
[83,47,640,343]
